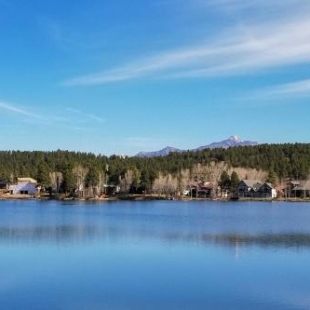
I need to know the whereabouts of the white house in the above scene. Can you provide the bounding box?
[12,178,37,195]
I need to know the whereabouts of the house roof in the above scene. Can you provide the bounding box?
[200,182,214,190]
[0,180,10,185]
[256,183,276,192]
[17,177,37,184]
[241,180,262,188]
[295,180,310,191]
[263,183,275,189]
[291,181,300,186]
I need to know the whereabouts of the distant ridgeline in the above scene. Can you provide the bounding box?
[0,143,309,194]
[135,135,258,158]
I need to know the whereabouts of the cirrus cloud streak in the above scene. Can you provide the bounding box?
[63,1,310,86]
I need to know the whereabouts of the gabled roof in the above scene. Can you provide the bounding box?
[262,183,275,189]
[241,180,262,188]
[291,181,300,186]
[295,180,310,191]
[256,182,276,192]
[17,177,37,184]
[200,182,214,190]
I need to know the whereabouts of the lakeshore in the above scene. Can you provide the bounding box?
[1,193,310,203]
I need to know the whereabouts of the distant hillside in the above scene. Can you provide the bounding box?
[195,135,259,151]
[136,136,259,158]
[0,143,310,196]
[135,146,183,158]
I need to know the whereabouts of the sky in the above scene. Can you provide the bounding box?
[1,0,310,155]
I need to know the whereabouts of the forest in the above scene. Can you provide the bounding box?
[0,143,309,195]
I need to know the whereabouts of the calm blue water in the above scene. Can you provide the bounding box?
[0,200,310,310]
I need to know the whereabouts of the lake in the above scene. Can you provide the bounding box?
[0,200,310,310]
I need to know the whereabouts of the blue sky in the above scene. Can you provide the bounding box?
[1,0,310,155]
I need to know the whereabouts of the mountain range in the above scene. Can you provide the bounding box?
[135,136,259,158]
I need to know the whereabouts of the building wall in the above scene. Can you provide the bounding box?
[12,182,37,195]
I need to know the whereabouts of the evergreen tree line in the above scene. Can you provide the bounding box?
[0,143,309,194]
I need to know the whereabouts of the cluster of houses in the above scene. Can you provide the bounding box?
[0,176,310,200]
[237,180,277,198]
[185,179,310,199]
[184,180,278,199]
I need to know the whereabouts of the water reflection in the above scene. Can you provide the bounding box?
[1,200,310,251]
[1,201,310,310]
[1,224,310,250]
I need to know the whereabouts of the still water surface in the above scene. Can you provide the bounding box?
[0,200,310,310]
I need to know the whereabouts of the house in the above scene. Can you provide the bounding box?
[12,178,37,195]
[103,184,120,195]
[289,180,310,198]
[256,183,277,198]
[237,180,262,198]
[197,182,214,198]
[0,180,11,194]
[186,182,215,198]
[0,180,11,190]
[237,180,277,199]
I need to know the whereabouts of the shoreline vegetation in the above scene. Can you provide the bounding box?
[0,193,309,203]
[0,144,310,201]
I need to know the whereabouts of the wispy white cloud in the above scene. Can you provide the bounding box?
[204,0,302,11]
[87,114,105,123]
[0,100,104,135]
[267,79,310,96]
[0,101,43,118]
[66,107,105,123]
[63,1,310,86]
[200,0,309,23]
[234,78,310,108]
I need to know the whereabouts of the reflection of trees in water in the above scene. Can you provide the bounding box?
[156,232,310,249]
[199,233,310,249]
[1,225,310,249]
[0,226,107,243]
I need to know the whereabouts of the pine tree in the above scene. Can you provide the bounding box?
[230,171,240,191]
[85,167,99,188]
[219,171,231,189]
[37,162,51,188]
[61,166,76,196]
